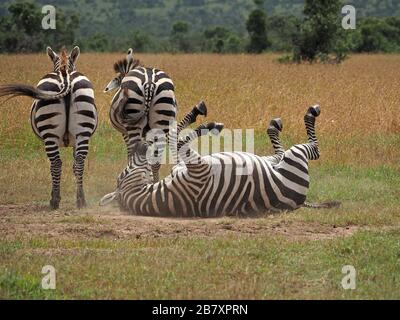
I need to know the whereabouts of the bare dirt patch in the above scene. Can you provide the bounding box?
[0,204,359,241]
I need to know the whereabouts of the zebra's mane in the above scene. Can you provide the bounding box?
[113,58,141,75]
[59,48,68,75]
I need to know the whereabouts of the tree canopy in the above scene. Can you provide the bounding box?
[0,0,399,55]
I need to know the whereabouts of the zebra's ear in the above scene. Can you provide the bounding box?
[126,48,134,63]
[46,47,58,62]
[99,191,119,206]
[70,46,80,64]
[104,78,120,92]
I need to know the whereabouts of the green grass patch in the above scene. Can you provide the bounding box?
[1,230,400,299]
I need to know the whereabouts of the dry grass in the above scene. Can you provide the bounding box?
[1,54,400,299]
[0,53,399,168]
[1,53,399,205]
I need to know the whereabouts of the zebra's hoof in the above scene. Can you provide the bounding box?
[49,199,60,210]
[270,118,283,132]
[195,101,207,117]
[215,122,224,133]
[307,105,321,117]
[207,122,224,135]
[76,198,87,209]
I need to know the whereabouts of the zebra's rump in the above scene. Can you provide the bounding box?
[30,71,97,147]
[109,67,176,137]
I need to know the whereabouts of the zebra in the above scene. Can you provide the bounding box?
[100,105,333,216]
[115,102,210,212]
[104,48,188,182]
[0,46,98,209]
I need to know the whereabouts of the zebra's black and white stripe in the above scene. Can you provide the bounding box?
[104,48,177,182]
[100,105,323,217]
[0,46,98,209]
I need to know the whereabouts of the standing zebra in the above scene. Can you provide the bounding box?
[104,48,185,182]
[100,105,328,217]
[0,46,98,209]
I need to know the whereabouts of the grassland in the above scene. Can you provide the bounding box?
[0,53,399,299]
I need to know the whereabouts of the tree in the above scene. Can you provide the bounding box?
[203,26,226,53]
[130,31,154,52]
[355,17,400,52]
[246,0,270,53]
[225,34,243,53]
[0,1,78,53]
[266,15,301,52]
[170,21,194,52]
[202,26,243,53]
[292,0,348,63]
[0,1,43,52]
[43,9,79,51]
[84,32,110,52]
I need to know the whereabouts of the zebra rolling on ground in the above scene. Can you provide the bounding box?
[115,102,210,212]
[0,46,98,209]
[104,48,183,182]
[100,105,334,216]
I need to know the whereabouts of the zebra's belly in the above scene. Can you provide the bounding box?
[193,152,305,215]
[123,152,309,217]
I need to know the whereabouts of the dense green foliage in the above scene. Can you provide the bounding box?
[291,0,349,63]
[246,0,270,53]
[0,1,78,52]
[0,0,399,54]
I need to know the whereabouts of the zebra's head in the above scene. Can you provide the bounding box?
[104,48,140,92]
[47,46,80,73]
[99,142,151,206]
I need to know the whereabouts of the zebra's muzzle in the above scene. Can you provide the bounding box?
[99,190,120,206]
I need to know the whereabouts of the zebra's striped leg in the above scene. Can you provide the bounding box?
[176,101,207,135]
[177,122,224,150]
[122,133,131,160]
[126,126,144,163]
[151,163,161,182]
[265,118,285,165]
[167,101,208,168]
[150,133,166,183]
[303,105,321,160]
[46,145,62,210]
[73,139,89,209]
[167,124,179,167]
[177,122,224,165]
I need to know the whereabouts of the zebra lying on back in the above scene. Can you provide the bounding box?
[100,105,331,216]
[115,102,210,212]
[0,46,98,209]
[104,48,184,182]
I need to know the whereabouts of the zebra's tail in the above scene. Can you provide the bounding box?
[117,87,147,124]
[118,85,152,125]
[0,72,71,102]
[302,201,342,209]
